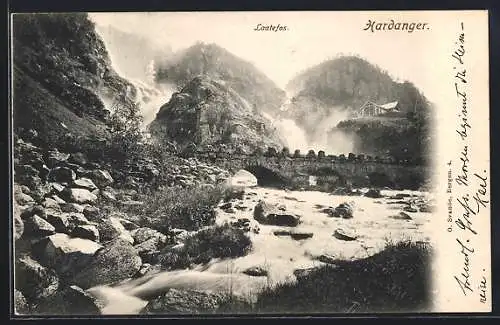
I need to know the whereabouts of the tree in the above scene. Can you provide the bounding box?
[306,150,316,158]
[293,149,301,158]
[264,147,278,157]
[318,150,326,159]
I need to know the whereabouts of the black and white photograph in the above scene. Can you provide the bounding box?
[9,11,491,316]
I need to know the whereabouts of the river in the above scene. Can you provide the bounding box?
[86,184,433,315]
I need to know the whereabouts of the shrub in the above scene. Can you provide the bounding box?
[137,185,226,232]
[160,223,252,270]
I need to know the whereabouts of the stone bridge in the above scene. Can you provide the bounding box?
[194,152,430,190]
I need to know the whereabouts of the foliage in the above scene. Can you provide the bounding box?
[159,223,252,270]
[136,185,227,232]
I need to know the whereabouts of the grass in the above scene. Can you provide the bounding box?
[217,240,433,314]
[159,223,252,270]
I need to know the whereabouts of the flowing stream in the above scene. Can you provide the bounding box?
[87,184,433,315]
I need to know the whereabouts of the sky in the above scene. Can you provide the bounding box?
[88,11,455,103]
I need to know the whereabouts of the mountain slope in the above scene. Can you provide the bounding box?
[281,55,433,163]
[154,42,286,116]
[149,76,285,153]
[12,13,142,149]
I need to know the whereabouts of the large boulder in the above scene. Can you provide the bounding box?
[72,225,99,241]
[62,188,98,204]
[24,215,56,237]
[14,289,30,315]
[131,227,168,246]
[71,238,142,289]
[15,255,60,302]
[330,202,354,219]
[253,200,300,227]
[14,202,24,240]
[97,217,134,244]
[141,288,225,314]
[365,188,383,198]
[46,150,70,168]
[87,169,114,188]
[33,285,102,315]
[34,233,102,276]
[48,166,76,183]
[45,212,70,233]
[15,191,35,206]
[72,178,98,191]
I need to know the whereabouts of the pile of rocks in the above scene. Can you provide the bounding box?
[12,139,185,315]
[162,158,230,188]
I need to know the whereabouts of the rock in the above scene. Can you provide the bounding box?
[34,233,102,276]
[71,238,142,289]
[141,288,224,314]
[14,289,30,314]
[60,202,85,213]
[63,188,98,204]
[330,203,354,219]
[403,205,419,213]
[15,191,35,205]
[98,217,134,244]
[317,254,338,264]
[253,200,300,227]
[67,212,90,227]
[134,238,163,263]
[117,218,140,231]
[20,204,46,221]
[51,195,66,204]
[68,152,88,166]
[242,266,268,277]
[45,213,70,233]
[72,178,98,191]
[134,263,152,278]
[15,255,60,301]
[24,215,56,237]
[82,206,100,221]
[48,166,76,183]
[220,202,232,210]
[131,227,168,246]
[88,169,114,187]
[168,228,189,244]
[14,202,24,240]
[33,285,101,315]
[365,188,383,198]
[230,169,258,187]
[290,232,314,240]
[48,182,66,194]
[333,228,358,241]
[101,189,117,201]
[72,225,99,241]
[47,150,70,168]
[273,230,292,237]
[42,197,61,210]
[390,212,413,220]
[293,268,316,280]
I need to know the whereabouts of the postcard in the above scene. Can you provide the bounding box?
[10,10,490,315]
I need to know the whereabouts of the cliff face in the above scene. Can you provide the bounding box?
[154,42,286,116]
[12,13,141,147]
[149,76,285,153]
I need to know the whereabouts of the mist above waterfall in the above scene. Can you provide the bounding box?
[92,24,174,129]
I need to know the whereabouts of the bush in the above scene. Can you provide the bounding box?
[137,185,227,233]
[160,223,252,270]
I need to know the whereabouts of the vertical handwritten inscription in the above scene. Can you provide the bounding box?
[447,22,489,304]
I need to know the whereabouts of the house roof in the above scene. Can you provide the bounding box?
[358,100,399,111]
[379,101,399,109]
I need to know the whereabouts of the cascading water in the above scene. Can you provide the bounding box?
[93,26,174,132]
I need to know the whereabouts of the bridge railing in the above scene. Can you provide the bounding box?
[192,150,422,166]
